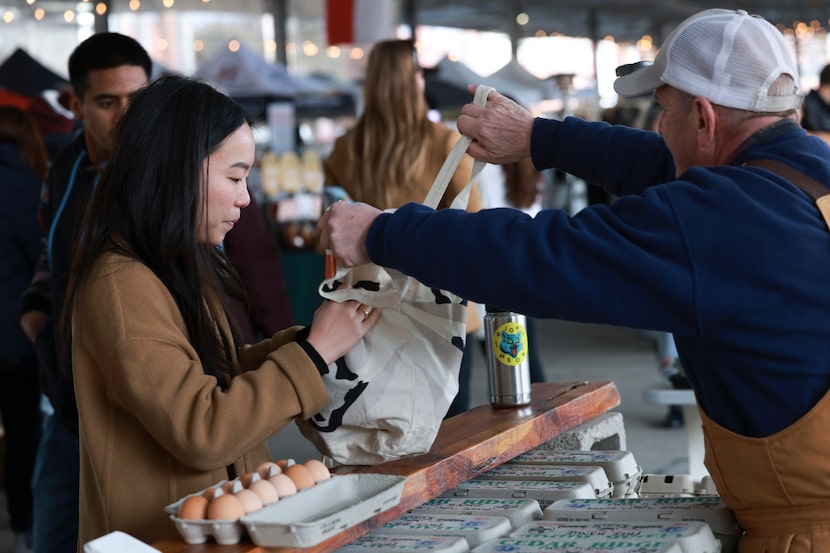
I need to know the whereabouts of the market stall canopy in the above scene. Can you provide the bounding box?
[195,44,355,120]
[421,57,480,113]
[0,48,69,97]
[483,59,552,107]
[423,56,551,111]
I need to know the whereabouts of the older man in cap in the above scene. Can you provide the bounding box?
[319,9,830,551]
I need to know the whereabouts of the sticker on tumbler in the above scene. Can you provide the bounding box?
[492,321,528,366]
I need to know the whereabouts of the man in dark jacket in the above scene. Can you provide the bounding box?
[19,33,151,553]
[320,9,830,551]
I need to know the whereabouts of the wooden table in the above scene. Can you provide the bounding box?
[153,380,620,553]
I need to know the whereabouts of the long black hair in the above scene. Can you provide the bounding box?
[62,73,252,388]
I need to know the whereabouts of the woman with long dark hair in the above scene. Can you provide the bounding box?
[63,74,378,545]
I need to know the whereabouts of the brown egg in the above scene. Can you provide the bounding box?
[304,459,331,482]
[202,486,222,501]
[275,458,295,469]
[177,495,209,520]
[283,463,316,490]
[249,479,280,505]
[256,461,281,479]
[239,472,258,488]
[268,473,298,497]
[235,488,264,513]
[207,493,246,521]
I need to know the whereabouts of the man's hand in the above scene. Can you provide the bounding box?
[456,85,535,164]
[317,201,382,268]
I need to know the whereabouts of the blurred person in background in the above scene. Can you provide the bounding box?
[223,194,295,343]
[0,105,48,553]
[322,39,484,417]
[800,63,830,144]
[18,33,152,553]
[474,156,547,387]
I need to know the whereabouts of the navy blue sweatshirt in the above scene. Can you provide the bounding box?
[366,117,830,439]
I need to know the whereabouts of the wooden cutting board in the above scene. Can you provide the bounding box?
[153,380,620,553]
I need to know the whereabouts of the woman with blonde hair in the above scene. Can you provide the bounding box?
[324,38,483,416]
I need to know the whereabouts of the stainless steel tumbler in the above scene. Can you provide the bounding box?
[484,306,532,407]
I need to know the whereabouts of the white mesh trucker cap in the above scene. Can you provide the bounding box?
[614,9,802,112]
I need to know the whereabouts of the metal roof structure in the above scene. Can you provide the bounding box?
[409,0,830,44]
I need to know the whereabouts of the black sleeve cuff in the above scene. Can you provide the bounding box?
[296,327,330,376]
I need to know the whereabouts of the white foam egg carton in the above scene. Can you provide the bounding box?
[542,496,740,553]
[470,535,683,553]
[337,534,471,553]
[442,478,595,508]
[165,473,406,547]
[476,464,614,498]
[411,497,542,529]
[508,449,642,498]
[509,520,721,553]
[371,513,512,548]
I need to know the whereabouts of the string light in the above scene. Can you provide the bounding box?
[34,8,44,20]
[302,40,318,56]
[3,11,13,23]
[63,10,74,22]
[95,3,107,15]
[228,39,240,52]
[193,39,204,52]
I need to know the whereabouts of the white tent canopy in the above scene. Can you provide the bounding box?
[195,44,331,98]
[485,58,553,106]
[428,55,550,108]
[430,56,483,85]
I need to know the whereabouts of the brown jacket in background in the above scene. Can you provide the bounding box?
[324,121,483,333]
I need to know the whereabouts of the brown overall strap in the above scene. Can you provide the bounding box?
[744,159,830,230]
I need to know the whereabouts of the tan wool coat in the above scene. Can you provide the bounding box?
[72,252,328,547]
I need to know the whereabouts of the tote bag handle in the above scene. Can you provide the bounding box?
[422,85,493,211]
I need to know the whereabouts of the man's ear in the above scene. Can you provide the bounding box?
[69,92,83,121]
[693,96,717,151]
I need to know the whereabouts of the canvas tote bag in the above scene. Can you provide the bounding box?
[296,86,493,465]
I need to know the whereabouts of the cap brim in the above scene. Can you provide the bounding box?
[614,64,664,97]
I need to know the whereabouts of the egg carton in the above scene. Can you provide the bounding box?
[476,464,614,498]
[165,473,406,546]
[508,450,642,498]
[509,520,720,553]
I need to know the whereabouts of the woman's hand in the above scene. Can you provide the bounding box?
[306,300,380,365]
